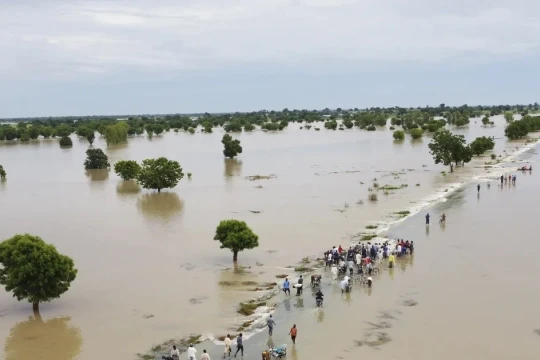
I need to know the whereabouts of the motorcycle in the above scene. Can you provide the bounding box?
[316,297,323,307]
[311,274,322,287]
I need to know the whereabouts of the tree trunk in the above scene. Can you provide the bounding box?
[233,251,238,262]
[158,188,161,193]
[33,302,39,312]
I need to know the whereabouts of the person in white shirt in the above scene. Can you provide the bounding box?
[171,345,180,359]
[200,349,210,360]
[340,278,350,293]
[355,252,362,266]
[331,264,338,280]
[223,334,232,358]
[396,244,402,256]
[187,344,197,360]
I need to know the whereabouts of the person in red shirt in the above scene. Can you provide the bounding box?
[289,324,298,344]
[338,245,343,254]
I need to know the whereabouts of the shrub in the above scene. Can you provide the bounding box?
[368,193,378,202]
[393,130,405,140]
[410,128,423,139]
[367,125,376,131]
[59,136,73,147]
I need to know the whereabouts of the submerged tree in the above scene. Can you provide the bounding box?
[213,220,259,262]
[0,165,6,179]
[393,130,405,140]
[469,136,495,156]
[137,157,183,192]
[104,122,128,145]
[0,234,77,312]
[222,134,243,159]
[84,149,110,169]
[428,129,470,172]
[114,160,141,180]
[410,128,423,139]
[59,136,73,147]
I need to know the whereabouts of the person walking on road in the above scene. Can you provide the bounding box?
[200,350,210,360]
[296,275,303,296]
[289,324,298,344]
[223,334,232,358]
[234,333,244,357]
[267,315,276,336]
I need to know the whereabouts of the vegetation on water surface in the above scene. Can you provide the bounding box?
[409,128,423,139]
[114,160,141,181]
[0,165,6,179]
[137,157,183,192]
[84,149,110,169]
[238,300,266,316]
[366,225,378,229]
[137,334,202,360]
[222,134,243,159]
[0,234,77,312]
[214,220,259,262]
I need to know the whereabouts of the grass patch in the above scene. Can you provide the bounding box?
[238,300,266,316]
[394,210,411,218]
[236,320,255,332]
[300,257,310,264]
[365,225,378,229]
[294,266,314,272]
[361,234,377,241]
[368,193,378,202]
[379,184,407,190]
[246,174,277,181]
[275,274,288,278]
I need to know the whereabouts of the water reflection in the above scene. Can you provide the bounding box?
[85,169,109,182]
[137,192,183,222]
[116,180,141,196]
[224,159,242,178]
[294,297,304,309]
[283,298,291,312]
[291,345,298,360]
[266,336,275,349]
[316,309,325,323]
[4,314,82,360]
[0,178,5,190]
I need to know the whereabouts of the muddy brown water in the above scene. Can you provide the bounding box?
[0,116,536,359]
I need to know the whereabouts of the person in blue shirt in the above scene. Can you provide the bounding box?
[234,333,243,357]
[282,278,290,296]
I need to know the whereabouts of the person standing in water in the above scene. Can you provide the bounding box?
[267,315,276,336]
[477,184,480,192]
[500,175,504,184]
[282,278,290,296]
[289,324,298,344]
[425,213,430,225]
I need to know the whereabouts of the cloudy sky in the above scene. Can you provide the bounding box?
[1,0,539,117]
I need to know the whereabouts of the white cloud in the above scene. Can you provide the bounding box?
[1,0,540,79]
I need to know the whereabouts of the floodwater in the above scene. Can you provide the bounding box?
[0,116,535,359]
[200,147,539,360]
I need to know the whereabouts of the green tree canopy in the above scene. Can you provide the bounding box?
[114,160,141,180]
[469,136,495,156]
[481,116,491,126]
[55,124,72,138]
[393,130,405,140]
[222,134,243,158]
[84,149,110,169]
[213,220,259,261]
[137,157,183,192]
[504,111,514,123]
[104,122,128,145]
[428,129,470,172]
[505,120,529,140]
[40,126,54,139]
[0,234,77,311]
[59,136,73,147]
[410,128,423,139]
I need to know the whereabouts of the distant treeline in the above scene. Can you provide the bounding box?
[0,103,538,144]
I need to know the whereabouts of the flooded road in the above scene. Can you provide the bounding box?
[0,116,534,359]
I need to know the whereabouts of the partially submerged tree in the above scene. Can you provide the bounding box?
[84,149,110,169]
[504,111,514,123]
[469,136,495,156]
[0,234,77,312]
[428,129,470,172]
[410,128,423,139]
[59,136,73,147]
[393,130,405,140]
[137,157,183,192]
[104,122,128,145]
[222,134,243,159]
[505,120,529,140]
[0,165,6,179]
[214,220,259,262]
[114,160,141,180]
